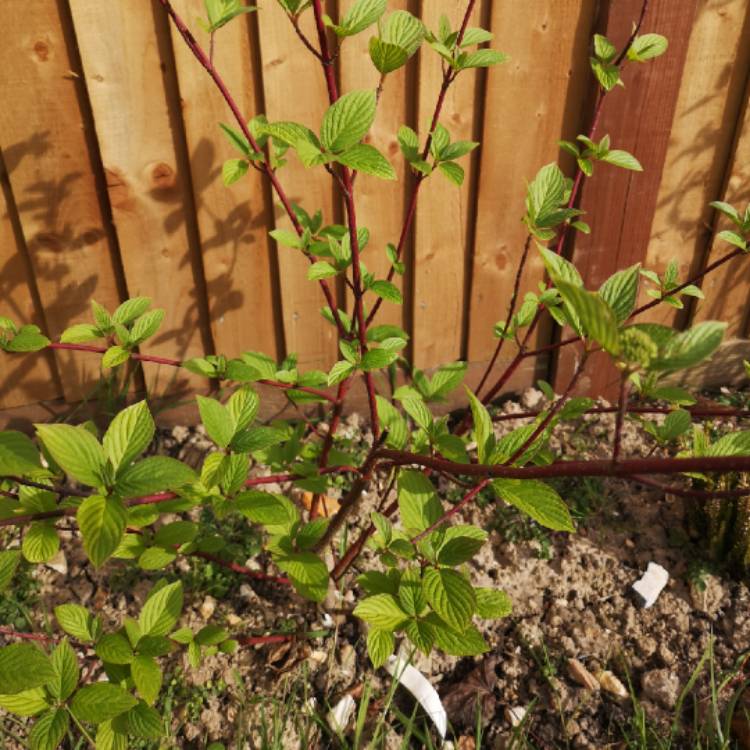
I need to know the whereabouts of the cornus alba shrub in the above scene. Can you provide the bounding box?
[2,0,750,746]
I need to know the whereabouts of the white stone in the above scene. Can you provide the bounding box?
[505,706,527,727]
[328,694,356,732]
[45,550,68,575]
[631,562,669,608]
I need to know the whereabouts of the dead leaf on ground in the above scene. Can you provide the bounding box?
[440,656,499,729]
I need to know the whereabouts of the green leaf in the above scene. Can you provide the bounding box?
[398,470,442,533]
[594,33,617,62]
[116,456,195,499]
[60,323,102,344]
[96,633,134,665]
[366,628,394,668]
[139,581,183,637]
[600,149,642,171]
[422,568,475,631]
[0,644,55,694]
[337,0,386,36]
[710,201,741,224]
[460,48,508,68]
[354,593,409,629]
[70,683,138,724]
[219,121,252,156]
[651,321,726,372]
[707,430,750,457]
[0,431,41,475]
[465,388,493,463]
[437,531,486,566]
[320,90,376,152]
[659,409,692,442]
[716,230,747,250]
[236,491,299,529]
[492,478,574,532]
[35,423,106,488]
[428,615,488,656]
[526,163,565,225]
[102,345,130,369]
[538,245,583,287]
[327,360,355,386]
[405,619,435,653]
[475,588,512,618]
[0,550,21,592]
[269,228,303,249]
[5,326,50,352]
[591,57,621,90]
[77,495,127,567]
[370,279,403,304]
[95,720,128,750]
[0,688,49,716]
[308,261,338,280]
[441,141,479,160]
[336,144,396,180]
[22,522,59,563]
[627,33,668,62]
[125,701,164,739]
[382,10,424,57]
[54,604,97,642]
[113,298,152,325]
[28,708,69,750]
[196,395,236,448]
[362,348,397,371]
[460,27,493,46]
[555,280,620,354]
[222,158,248,186]
[131,656,162,705]
[129,309,164,344]
[369,37,408,74]
[276,552,329,602]
[438,161,464,186]
[598,263,640,322]
[226,386,259,432]
[48,640,79,701]
[104,401,155,473]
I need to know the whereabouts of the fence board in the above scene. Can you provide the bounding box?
[410,1,483,369]
[693,72,750,336]
[555,0,700,398]
[68,0,212,394]
[641,0,750,328]
[466,0,597,365]
[0,150,60,408]
[340,0,410,331]
[255,3,338,370]
[0,0,124,402]
[169,0,280,362]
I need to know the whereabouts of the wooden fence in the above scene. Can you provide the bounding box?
[1,0,750,422]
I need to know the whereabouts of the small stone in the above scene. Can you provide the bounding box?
[632,562,669,608]
[46,550,68,575]
[567,659,600,691]
[225,613,242,627]
[689,574,724,617]
[598,671,628,699]
[641,669,680,709]
[172,425,190,442]
[200,596,216,620]
[328,694,356,732]
[505,706,527,727]
[521,387,545,410]
[309,650,328,665]
[338,643,356,680]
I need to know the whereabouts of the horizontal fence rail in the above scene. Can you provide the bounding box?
[1,0,750,423]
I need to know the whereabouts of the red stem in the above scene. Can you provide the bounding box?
[412,478,490,543]
[612,374,630,463]
[629,475,750,500]
[491,404,750,423]
[192,551,290,584]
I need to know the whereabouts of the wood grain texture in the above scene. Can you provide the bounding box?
[169,0,280,362]
[555,0,700,397]
[340,0,410,331]
[641,0,750,328]
[68,0,212,394]
[693,70,750,335]
[0,150,60,408]
[465,0,596,363]
[0,0,123,401]
[255,2,338,369]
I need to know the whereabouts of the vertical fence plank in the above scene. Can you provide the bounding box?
[555,0,700,398]
[693,77,750,336]
[0,151,60,408]
[255,4,338,370]
[169,0,280,361]
[68,0,213,395]
[466,0,596,367]
[0,0,124,402]
[340,0,410,331]
[410,1,483,370]
[641,0,750,328]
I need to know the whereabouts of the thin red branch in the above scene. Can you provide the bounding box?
[629,475,750,499]
[0,626,57,643]
[412,479,490,543]
[612,374,630,463]
[192,551,290,584]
